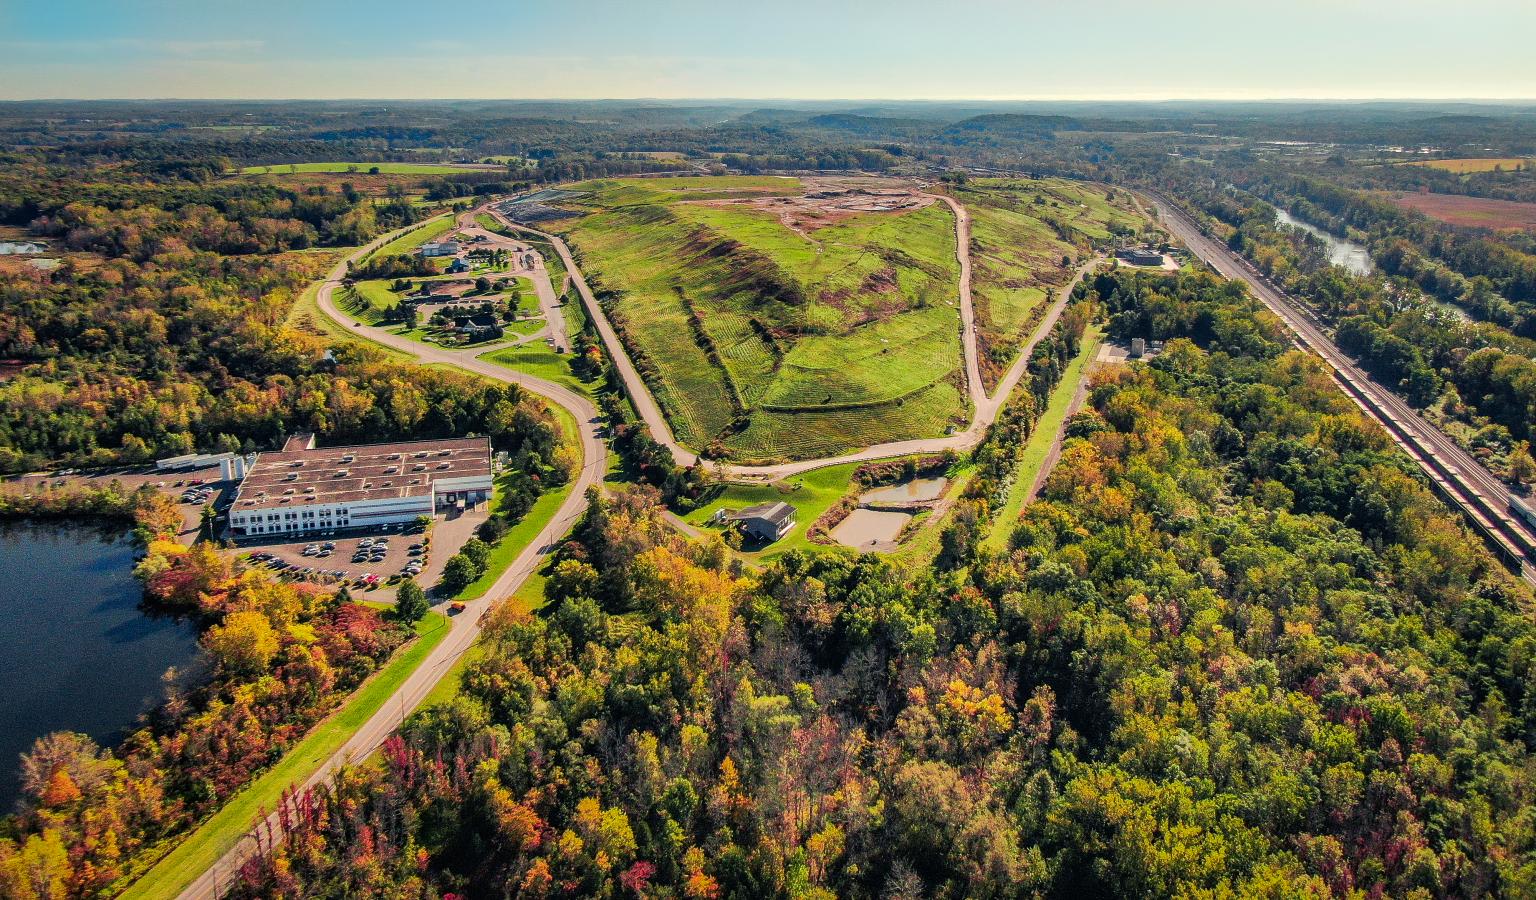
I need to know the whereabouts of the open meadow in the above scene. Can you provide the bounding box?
[1399,157,1533,174]
[1392,191,1536,229]
[547,175,966,461]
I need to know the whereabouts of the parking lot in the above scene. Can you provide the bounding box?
[229,500,488,599]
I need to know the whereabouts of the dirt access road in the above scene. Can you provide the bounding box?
[487,196,1103,482]
[175,188,1098,896]
[171,216,606,900]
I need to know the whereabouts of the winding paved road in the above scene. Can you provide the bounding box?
[175,186,1106,897]
[173,217,607,900]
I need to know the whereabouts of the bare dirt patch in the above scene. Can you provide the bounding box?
[687,176,937,237]
[1392,192,1536,230]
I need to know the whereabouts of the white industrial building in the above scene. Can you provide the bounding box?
[155,451,237,472]
[228,434,494,538]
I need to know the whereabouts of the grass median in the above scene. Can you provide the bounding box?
[983,326,1101,551]
[119,608,451,900]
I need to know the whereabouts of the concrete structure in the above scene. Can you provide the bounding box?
[419,241,462,258]
[726,501,796,543]
[219,454,253,481]
[156,452,236,472]
[1130,337,1147,358]
[228,435,493,538]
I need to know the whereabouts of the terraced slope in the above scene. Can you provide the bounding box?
[953,178,1141,391]
[550,176,965,462]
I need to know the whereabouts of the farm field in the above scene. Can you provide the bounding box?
[950,178,1139,391]
[1391,191,1536,229]
[1399,157,1532,174]
[548,175,965,461]
[239,161,486,175]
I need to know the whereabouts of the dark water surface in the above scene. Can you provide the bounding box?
[0,521,199,809]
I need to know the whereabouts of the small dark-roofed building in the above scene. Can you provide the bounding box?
[447,257,472,274]
[726,501,796,543]
[1117,247,1166,267]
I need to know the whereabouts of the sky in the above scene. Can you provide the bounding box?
[2,0,1534,101]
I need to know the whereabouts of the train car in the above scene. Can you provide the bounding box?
[1513,495,1536,531]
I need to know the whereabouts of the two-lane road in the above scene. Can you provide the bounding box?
[171,214,608,900]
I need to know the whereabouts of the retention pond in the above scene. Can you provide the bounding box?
[0,521,199,808]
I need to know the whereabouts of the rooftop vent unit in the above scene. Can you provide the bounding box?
[282,488,295,495]
[334,469,349,478]
[437,462,451,469]
[414,451,428,459]
[304,487,316,494]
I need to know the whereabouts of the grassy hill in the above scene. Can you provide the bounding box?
[953,178,1141,391]
[550,176,966,462]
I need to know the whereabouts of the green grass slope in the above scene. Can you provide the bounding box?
[953,179,1139,391]
[551,177,965,461]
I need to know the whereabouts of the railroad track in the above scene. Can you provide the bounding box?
[1145,192,1536,587]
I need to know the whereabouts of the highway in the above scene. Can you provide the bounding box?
[1145,193,1536,586]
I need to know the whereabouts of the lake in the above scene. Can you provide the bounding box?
[0,521,199,810]
[1275,208,1373,276]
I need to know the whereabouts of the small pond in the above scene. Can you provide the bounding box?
[858,476,948,504]
[831,509,912,549]
[0,521,200,809]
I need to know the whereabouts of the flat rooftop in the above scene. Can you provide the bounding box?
[235,436,491,513]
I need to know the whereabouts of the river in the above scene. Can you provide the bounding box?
[1275,208,1373,276]
[0,521,199,809]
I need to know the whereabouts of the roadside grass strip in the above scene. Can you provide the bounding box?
[982,325,1102,551]
[118,609,451,900]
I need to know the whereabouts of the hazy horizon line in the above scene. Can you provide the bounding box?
[4,95,1536,105]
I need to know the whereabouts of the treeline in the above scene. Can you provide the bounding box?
[1178,180,1536,456]
[0,536,417,896]
[938,297,1095,565]
[0,157,425,248]
[227,264,1536,898]
[0,234,563,472]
